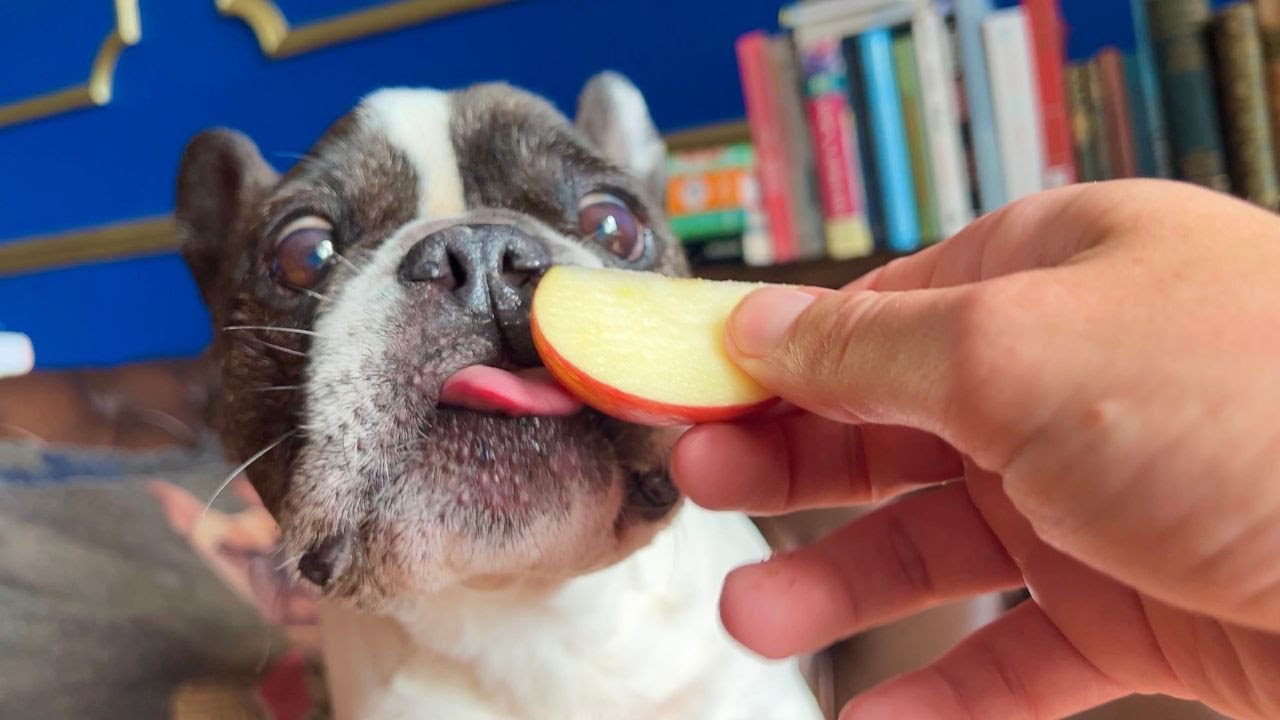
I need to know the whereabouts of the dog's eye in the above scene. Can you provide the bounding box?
[578,192,650,264]
[270,217,335,290]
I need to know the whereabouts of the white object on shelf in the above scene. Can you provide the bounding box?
[0,332,34,379]
[912,2,976,237]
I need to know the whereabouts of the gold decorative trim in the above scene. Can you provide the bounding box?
[215,0,509,58]
[0,0,142,130]
[0,217,175,277]
[664,119,751,151]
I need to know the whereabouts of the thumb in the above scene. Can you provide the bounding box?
[726,285,974,436]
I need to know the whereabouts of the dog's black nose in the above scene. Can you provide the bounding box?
[399,224,551,363]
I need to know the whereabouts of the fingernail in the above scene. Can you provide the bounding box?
[728,288,816,358]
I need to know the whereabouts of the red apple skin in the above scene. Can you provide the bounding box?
[531,312,778,427]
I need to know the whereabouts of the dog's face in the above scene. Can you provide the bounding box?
[176,75,688,609]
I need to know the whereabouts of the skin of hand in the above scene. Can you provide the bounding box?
[672,180,1280,719]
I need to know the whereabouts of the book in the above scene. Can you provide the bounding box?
[784,1,917,47]
[892,28,943,244]
[1085,59,1115,180]
[857,28,921,252]
[843,38,887,248]
[666,142,755,176]
[911,2,975,237]
[666,165,755,216]
[1022,0,1076,188]
[955,0,1007,213]
[982,7,1046,203]
[1124,52,1161,178]
[1212,3,1280,209]
[735,31,795,264]
[1097,48,1139,178]
[1255,0,1280,178]
[1145,0,1231,192]
[669,209,749,241]
[796,37,875,259]
[1129,0,1174,178]
[770,35,828,259]
[1066,63,1103,182]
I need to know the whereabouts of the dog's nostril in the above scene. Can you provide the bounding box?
[298,533,350,588]
[625,472,681,521]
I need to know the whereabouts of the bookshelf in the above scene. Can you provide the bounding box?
[669,0,1280,288]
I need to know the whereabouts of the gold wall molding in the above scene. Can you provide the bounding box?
[215,0,510,58]
[0,0,142,130]
[0,217,175,277]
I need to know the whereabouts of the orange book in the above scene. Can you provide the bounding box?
[1097,48,1138,178]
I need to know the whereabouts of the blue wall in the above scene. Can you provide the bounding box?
[0,0,1226,368]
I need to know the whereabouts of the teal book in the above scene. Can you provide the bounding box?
[955,0,1006,213]
[1129,0,1174,178]
[1145,0,1231,192]
[857,28,921,252]
[1123,53,1160,178]
[843,37,886,249]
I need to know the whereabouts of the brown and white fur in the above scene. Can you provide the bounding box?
[175,74,823,719]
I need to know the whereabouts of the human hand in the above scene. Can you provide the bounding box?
[672,180,1280,718]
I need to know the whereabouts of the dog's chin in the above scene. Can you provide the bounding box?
[282,404,680,609]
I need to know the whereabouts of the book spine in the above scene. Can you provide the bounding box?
[1097,47,1139,178]
[771,36,828,259]
[1086,59,1115,180]
[1145,0,1231,192]
[1124,53,1161,177]
[670,209,750,241]
[843,38,887,249]
[667,166,755,216]
[1255,0,1280,179]
[912,4,975,238]
[955,0,1007,213]
[1021,0,1076,188]
[1066,63,1103,182]
[1213,3,1280,209]
[666,143,755,177]
[858,28,921,253]
[982,7,1047,203]
[735,31,791,264]
[893,28,943,244]
[797,37,875,259]
[1129,0,1174,177]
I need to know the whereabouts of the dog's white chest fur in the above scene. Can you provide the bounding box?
[318,503,822,719]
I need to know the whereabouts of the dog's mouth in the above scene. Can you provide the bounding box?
[439,365,583,418]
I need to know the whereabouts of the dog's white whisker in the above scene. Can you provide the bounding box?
[332,249,361,272]
[298,287,333,303]
[224,325,320,337]
[251,385,302,393]
[254,339,308,358]
[199,432,294,524]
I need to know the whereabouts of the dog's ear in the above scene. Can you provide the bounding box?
[175,129,278,309]
[575,72,667,204]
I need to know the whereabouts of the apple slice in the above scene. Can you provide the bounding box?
[530,266,778,426]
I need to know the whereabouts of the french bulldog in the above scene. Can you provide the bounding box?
[175,73,823,719]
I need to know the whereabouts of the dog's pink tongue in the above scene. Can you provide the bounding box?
[440,366,583,417]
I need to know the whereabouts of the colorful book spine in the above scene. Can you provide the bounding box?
[955,0,1007,213]
[857,28,921,253]
[1124,53,1161,178]
[912,3,975,238]
[735,31,791,265]
[770,35,828,259]
[1129,0,1174,178]
[666,142,755,176]
[670,209,749,241]
[1021,0,1075,188]
[1144,0,1231,192]
[1097,48,1139,178]
[843,38,886,248]
[667,166,755,216]
[1255,0,1280,179]
[982,7,1046,203]
[1066,63,1103,182]
[1213,3,1280,209]
[892,29,942,244]
[796,38,875,259]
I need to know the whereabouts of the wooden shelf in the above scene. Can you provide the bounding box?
[692,253,901,288]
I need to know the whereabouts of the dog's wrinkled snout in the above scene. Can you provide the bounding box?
[399,223,552,364]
